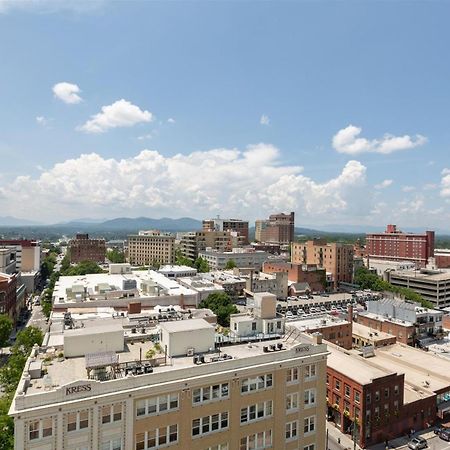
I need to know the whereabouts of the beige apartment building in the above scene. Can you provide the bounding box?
[291,239,354,289]
[255,212,295,245]
[10,312,328,450]
[127,231,175,266]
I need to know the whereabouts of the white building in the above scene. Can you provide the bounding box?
[198,248,269,270]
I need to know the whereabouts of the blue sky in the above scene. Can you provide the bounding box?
[0,0,449,230]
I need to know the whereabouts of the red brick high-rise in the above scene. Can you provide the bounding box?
[366,225,434,268]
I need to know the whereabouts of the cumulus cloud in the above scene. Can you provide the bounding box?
[260,115,270,126]
[0,144,371,223]
[79,99,153,133]
[375,179,393,189]
[53,82,82,104]
[332,125,427,155]
[441,168,450,198]
[167,118,176,124]
[402,185,415,192]
[36,116,50,126]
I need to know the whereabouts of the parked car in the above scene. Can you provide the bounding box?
[434,425,447,434]
[439,429,450,442]
[408,437,427,450]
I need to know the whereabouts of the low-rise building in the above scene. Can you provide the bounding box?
[351,322,397,348]
[9,305,328,450]
[0,247,17,274]
[199,248,270,271]
[69,233,106,264]
[158,265,197,279]
[367,259,416,277]
[435,248,450,269]
[199,271,247,299]
[387,268,450,308]
[0,272,18,319]
[177,276,224,302]
[245,271,288,299]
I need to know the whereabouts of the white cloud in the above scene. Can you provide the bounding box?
[375,179,393,189]
[332,125,427,155]
[441,168,450,198]
[0,145,371,223]
[167,118,176,124]
[79,99,153,133]
[260,115,270,126]
[401,185,415,192]
[36,116,49,126]
[52,82,82,104]
[423,183,437,191]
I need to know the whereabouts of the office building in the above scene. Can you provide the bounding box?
[198,248,270,271]
[255,212,295,245]
[291,239,354,289]
[366,225,434,268]
[435,248,450,269]
[0,272,18,318]
[387,268,450,308]
[10,308,328,450]
[69,234,106,264]
[0,247,17,274]
[0,239,41,272]
[203,218,249,244]
[127,231,175,266]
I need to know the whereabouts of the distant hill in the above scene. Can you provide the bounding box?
[0,216,42,226]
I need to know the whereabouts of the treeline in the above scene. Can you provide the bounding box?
[354,267,433,308]
[175,250,210,273]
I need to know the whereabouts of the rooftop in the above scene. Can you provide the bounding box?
[358,311,414,327]
[390,269,450,282]
[352,322,396,341]
[288,314,349,330]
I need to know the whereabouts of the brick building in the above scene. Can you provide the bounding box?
[263,262,326,292]
[351,322,397,349]
[435,249,450,268]
[0,272,18,319]
[69,234,106,264]
[366,225,434,268]
[291,239,354,289]
[255,212,295,245]
[327,343,441,448]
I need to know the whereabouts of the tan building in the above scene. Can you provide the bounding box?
[255,212,295,245]
[10,313,328,450]
[179,230,243,262]
[351,322,397,348]
[203,218,249,244]
[291,239,354,289]
[127,231,175,266]
[69,233,106,264]
[0,239,41,272]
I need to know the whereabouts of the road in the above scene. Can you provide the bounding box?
[26,305,48,334]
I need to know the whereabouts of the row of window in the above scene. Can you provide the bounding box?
[287,364,317,383]
[192,412,229,437]
[136,394,179,417]
[193,383,229,405]
[136,425,178,450]
[240,401,273,424]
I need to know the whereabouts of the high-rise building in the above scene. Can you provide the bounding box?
[9,313,328,450]
[69,234,106,264]
[291,239,354,289]
[0,239,41,272]
[255,212,295,245]
[203,217,249,244]
[366,225,434,268]
[179,230,244,262]
[127,231,175,266]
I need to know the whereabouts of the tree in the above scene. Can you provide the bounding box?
[107,249,125,263]
[63,260,104,276]
[225,259,236,270]
[194,257,210,273]
[0,315,12,347]
[14,326,43,357]
[175,249,194,267]
[198,292,238,327]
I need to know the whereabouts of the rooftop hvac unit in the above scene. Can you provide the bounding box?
[186,348,195,357]
[123,279,137,291]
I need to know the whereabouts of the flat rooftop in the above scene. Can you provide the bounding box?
[358,311,414,327]
[352,322,396,341]
[391,269,450,282]
[288,314,349,330]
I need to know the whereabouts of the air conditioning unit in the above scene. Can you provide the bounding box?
[186,348,195,357]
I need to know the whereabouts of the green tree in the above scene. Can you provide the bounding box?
[0,395,14,449]
[107,249,125,263]
[63,260,104,276]
[175,249,194,267]
[198,292,238,327]
[194,257,210,273]
[0,315,13,347]
[225,259,236,270]
[14,326,43,357]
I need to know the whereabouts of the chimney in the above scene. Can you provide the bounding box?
[312,332,322,345]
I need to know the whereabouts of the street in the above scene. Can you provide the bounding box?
[26,304,48,334]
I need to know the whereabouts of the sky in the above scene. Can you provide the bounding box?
[0,0,449,230]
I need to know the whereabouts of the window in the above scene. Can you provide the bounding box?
[102,404,122,424]
[304,445,315,450]
[192,412,228,437]
[394,385,399,395]
[205,445,228,450]
[286,393,299,412]
[101,439,122,450]
[326,374,330,385]
[345,385,350,397]
[355,391,360,404]
[375,390,380,401]
[135,425,178,450]
[304,389,316,407]
[287,367,299,383]
[193,383,229,405]
[240,430,272,450]
[286,420,298,441]
[28,417,53,441]
[136,394,179,417]
[335,380,341,390]
[366,392,371,404]
[384,388,389,398]
[304,416,315,434]
[67,411,89,432]
[240,401,272,424]
[241,374,272,393]
[305,364,316,380]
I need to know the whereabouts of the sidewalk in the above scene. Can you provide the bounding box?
[327,422,362,450]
